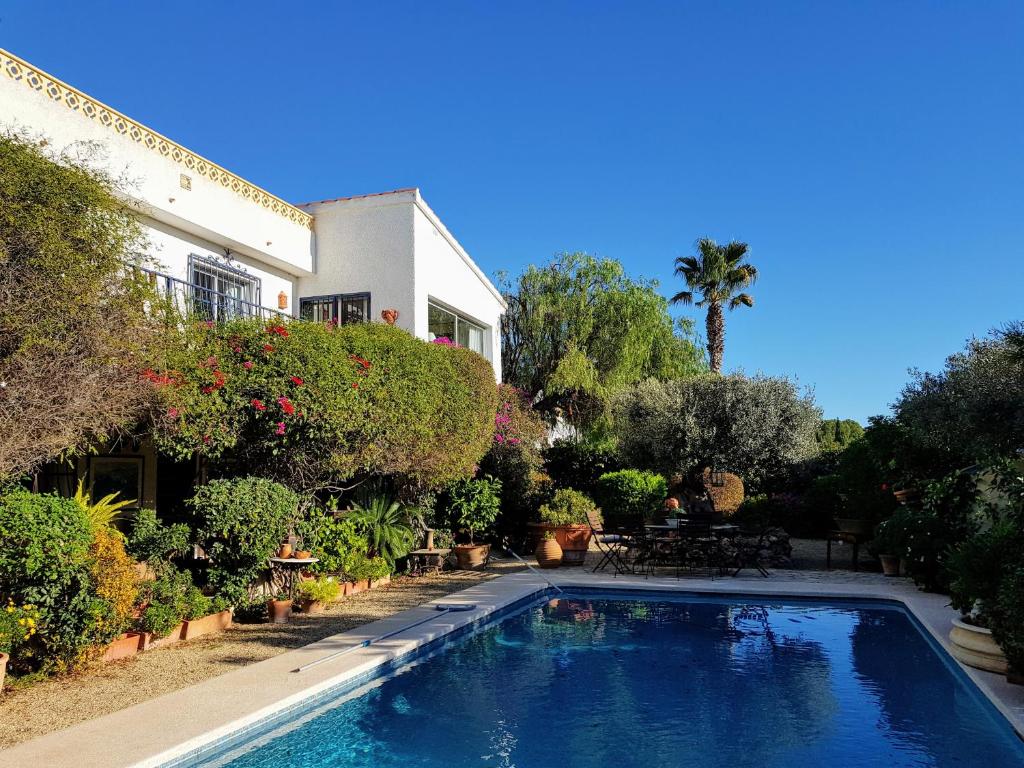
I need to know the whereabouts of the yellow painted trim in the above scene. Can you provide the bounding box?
[0,48,313,229]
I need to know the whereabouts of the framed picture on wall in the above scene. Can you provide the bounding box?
[88,456,144,508]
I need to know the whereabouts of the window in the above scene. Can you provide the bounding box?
[189,255,261,321]
[428,302,486,356]
[299,293,371,325]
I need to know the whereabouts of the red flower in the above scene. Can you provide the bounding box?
[277,396,296,415]
[263,344,274,353]
[251,398,266,411]
[201,385,214,394]
[243,360,254,370]
[290,376,304,386]
[352,382,359,389]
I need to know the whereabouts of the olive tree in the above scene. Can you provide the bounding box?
[612,373,821,492]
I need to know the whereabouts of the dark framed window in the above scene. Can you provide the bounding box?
[188,255,261,320]
[299,292,371,325]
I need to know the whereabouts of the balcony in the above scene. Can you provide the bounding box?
[140,267,288,323]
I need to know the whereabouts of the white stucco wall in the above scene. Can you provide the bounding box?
[0,50,313,302]
[297,192,417,329]
[299,190,505,380]
[411,197,505,380]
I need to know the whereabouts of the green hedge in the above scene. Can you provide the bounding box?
[151,319,498,493]
[593,470,667,526]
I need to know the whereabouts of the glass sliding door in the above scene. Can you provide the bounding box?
[428,301,487,357]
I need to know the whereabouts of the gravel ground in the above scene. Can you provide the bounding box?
[0,539,871,750]
[0,563,525,750]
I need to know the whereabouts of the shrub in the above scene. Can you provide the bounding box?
[0,134,161,483]
[304,510,392,583]
[445,477,502,544]
[296,577,341,603]
[0,601,40,657]
[189,477,298,604]
[138,568,211,637]
[0,489,112,672]
[593,470,667,526]
[542,439,622,497]
[612,374,820,493]
[991,568,1024,676]
[538,488,599,526]
[127,509,191,570]
[151,319,498,493]
[702,469,744,516]
[89,528,138,638]
[947,519,1020,621]
[480,385,549,547]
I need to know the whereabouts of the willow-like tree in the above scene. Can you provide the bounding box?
[500,252,704,434]
[671,238,757,373]
[0,133,161,481]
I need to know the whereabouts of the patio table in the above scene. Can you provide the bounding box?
[268,557,319,600]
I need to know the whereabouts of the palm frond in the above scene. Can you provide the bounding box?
[729,293,754,309]
[74,479,133,535]
[670,290,694,306]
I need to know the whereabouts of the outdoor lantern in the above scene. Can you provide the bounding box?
[709,470,726,487]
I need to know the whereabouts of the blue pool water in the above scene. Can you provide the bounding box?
[185,593,1024,767]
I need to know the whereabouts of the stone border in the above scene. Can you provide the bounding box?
[0,570,1021,767]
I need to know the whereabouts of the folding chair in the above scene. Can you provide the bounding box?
[587,509,631,575]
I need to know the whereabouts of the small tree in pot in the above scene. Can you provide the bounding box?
[447,477,502,569]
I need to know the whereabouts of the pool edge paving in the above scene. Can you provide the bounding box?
[1,570,1022,768]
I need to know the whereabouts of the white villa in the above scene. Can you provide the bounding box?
[0,48,505,379]
[0,47,505,510]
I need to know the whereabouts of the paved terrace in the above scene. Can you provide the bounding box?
[2,558,1022,768]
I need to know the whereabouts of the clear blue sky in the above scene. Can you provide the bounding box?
[3,2,1022,423]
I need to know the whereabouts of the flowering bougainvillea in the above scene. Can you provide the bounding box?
[150,318,498,492]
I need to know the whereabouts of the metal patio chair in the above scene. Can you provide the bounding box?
[587,509,632,575]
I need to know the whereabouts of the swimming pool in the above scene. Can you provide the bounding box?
[175,591,1024,767]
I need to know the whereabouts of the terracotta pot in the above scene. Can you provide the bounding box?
[529,524,591,566]
[369,574,391,589]
[535,538,563,569]
[950,618,1008,674]
[351,579,370,594]
[146,623,186,650]
[454,543,490,570]
[878,554,901,577]
[103,632,143,662]
[300,599,326,614]
[834,518,872,537]
[293,550,312,560]
[893,488,920,506]
[181,609,232,640]
[277,543,293,559]
[0,652,7,692]
[267,599,292,624]
[342,581,355,596]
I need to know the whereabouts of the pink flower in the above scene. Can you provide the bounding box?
[166,407,179,419]
[494,434,505,443]
[275,421,286,435]
[203,321,214,329]
[243,360,254,370]
[233,346,242,354]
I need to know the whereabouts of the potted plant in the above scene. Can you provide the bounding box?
[869,513,907,577]
[946,518,1019,675]
[447,477,501,570]
[296,577,340,614]
[267,592,293,624]
[533,489,599,566]
[535,530,563,569]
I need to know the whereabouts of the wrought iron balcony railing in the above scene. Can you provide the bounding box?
[139,267,288,323]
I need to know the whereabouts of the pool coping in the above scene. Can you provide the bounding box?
[1,569,1022,766]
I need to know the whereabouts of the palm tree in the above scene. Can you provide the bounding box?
[671,238,757,373]
[348,491,415,565]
